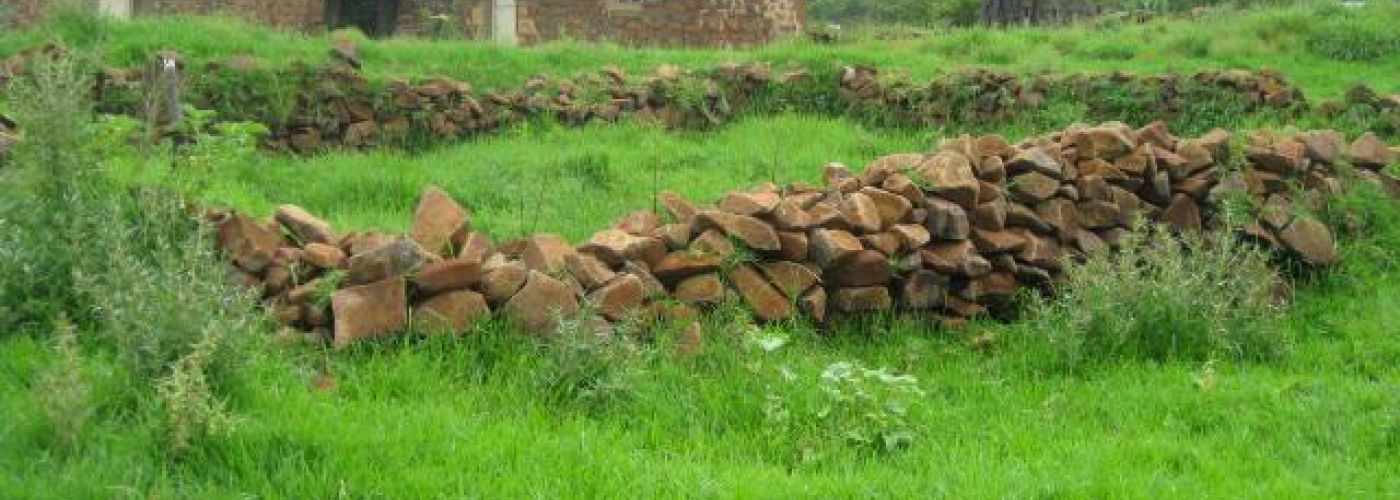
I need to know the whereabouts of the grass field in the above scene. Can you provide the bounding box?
[3,3,1400,498]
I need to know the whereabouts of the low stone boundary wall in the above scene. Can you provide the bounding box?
[211,122,1399,347]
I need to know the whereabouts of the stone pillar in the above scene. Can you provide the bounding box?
[99,0,132,19]
[492,0,518,46]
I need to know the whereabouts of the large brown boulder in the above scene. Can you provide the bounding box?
[925,198,971,240]
[331,278,408,348]
[415,258,482,294]
[674,273,726,306]
[759,261,821,299]
[825,250,891,287]
[696,210,780,251]
[810,228,863,269]
[409,186,470,256]
[1279,216,1339,266]
[840,192,884,233]
[1349,132,1395,169]
[216,212,282,273]
[588,274,645,322]
[275,204,336,245]
[522,234,576,273]
[652,251,722,284]
[503,271,581,334]
[347,237,430,285]
[414,290,489,333]
[726,264,792,322]
[914,151,980,209]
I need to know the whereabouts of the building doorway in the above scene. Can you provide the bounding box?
[326,0,400,37]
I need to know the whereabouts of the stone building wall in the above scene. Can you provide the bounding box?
[513,0,804,47]
[133,0,324,30]
[1,0,804,47]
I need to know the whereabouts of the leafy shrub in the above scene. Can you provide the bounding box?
[2,53,259,455]
[1025,225,1285,370]
[762,358,926,463]
[534,307,640,412]
[34,317,94,452]
[156,328,239,457]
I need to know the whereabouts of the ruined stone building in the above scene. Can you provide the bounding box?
[1,0,805,47]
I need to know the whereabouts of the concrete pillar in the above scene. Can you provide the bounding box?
[493,0,518,46]
[99,0,132,19]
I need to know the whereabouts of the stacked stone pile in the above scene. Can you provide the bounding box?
[839,66,1307,126]
[213,122,1399,347]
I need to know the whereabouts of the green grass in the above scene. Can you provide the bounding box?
[2,2,1397,97]
[4,3,1400,496]
[2,238,1398,497]
[113,114,929,241]
[0,108,1393,497]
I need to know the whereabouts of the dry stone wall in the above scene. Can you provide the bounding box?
[79,48,1368,155]
[212,122,1400,347]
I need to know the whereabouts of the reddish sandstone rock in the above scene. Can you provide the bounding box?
[410,186,470,256]
[614,211,662,236]
[970,227,1028,254]
[914,151,981,209]
[581,229,665,267]
[346,237,430,285]
[925,197,971,240]
[415,258,481,294]
[564,252,616,290]
[833,287,892,313]
[1161,194,1203,233]
[971,199,1008,231]
[674,273,726,306]
[719,190,781,216]
[696,210,780,251]
[901,269,949,309]
[658,191,699,222]
[690,229,736,258]
[759,261,821,299]
[652,251,722,285]
[414,290,489,333]
[480,260,529,303]
[623,262,667,298]
[589,274,645,322]
[1349,132,1395,169]
[840,192,883,233]
[301,242,347,269]
[890,224,931,250]
[1279,216,1339,266]
[770,200,813,230]
[810,228,863,269]
[1006,147,1062,178]
[858,187,913,228]
[503,271,581,335]
[922,240,992,277]
[860,232,902,256]
[522,234,575,272]
[1296,130,1344,164]
[1010,172,1060,204]
[825,250,890,288]
[726,264,792,322]
[776,231,809,262]
[331,278,407,348]
[1072,126,1134,160]
[276,204,337,245]
[217,212,282,273]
